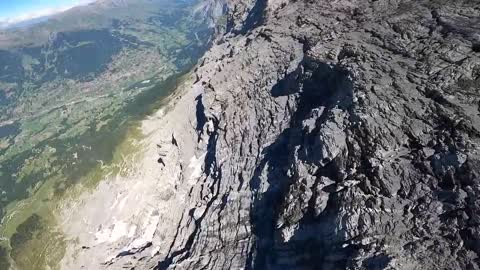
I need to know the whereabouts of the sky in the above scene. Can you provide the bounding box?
[0,0,94,27]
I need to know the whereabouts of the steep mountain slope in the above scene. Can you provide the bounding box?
[0,1,214,269]
[81,0,480,269]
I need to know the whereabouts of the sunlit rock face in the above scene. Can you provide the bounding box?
[126,0,479,269]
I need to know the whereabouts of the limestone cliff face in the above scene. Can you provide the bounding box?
[156,0,480,269]
[75,0,480,269]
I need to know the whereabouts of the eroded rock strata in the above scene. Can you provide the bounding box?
[65,0,480,269]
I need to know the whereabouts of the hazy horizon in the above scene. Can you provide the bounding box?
[0,0,94,28]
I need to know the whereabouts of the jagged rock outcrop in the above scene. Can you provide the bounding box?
[64,0,480,269]
[154,0,480,269]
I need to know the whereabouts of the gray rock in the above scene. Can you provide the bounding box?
[100,0,480,269]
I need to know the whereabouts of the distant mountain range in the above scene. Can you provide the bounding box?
[0,16,51,30]
[0,0,206,107]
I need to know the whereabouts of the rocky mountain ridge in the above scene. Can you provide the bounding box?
[63,0,480,269]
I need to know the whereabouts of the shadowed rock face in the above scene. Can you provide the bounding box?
[83,0,480,269]
[160,0,480,269]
